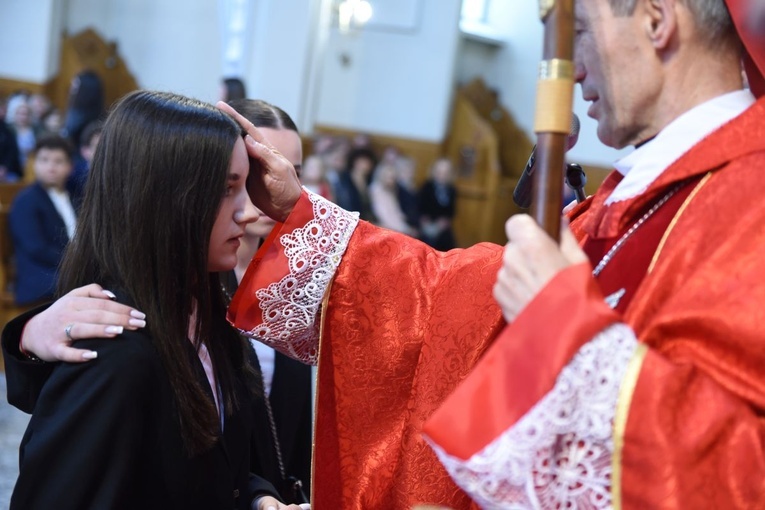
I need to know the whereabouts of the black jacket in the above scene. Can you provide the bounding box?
[3,306,279,510]
[221,270,313,498]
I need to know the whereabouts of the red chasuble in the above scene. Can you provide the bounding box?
[423,97,765,508]
[228,192,505,508]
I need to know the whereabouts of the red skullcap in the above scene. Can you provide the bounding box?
[726,0,765,97]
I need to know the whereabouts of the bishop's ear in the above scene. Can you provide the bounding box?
[642,0,678,49]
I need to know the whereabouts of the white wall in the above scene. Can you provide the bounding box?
[315,0,463,142]
[66,0,223,102]
[63,0,320,131]
[245,0,316,132]
[2,0,629,166]
[455,0,629,167]
[0,0,62,83]
[62,0,466,143]
[2,0,318,129]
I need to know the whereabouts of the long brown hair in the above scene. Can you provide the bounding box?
[58,90,252,455]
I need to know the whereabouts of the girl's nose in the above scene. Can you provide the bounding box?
[235,198,259,224]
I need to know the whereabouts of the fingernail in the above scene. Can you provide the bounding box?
[130,310,146,320]
[102,289,117,299]
[82,351,98,360]
[245,134,256,146]
[129,318,146,328]
[105,325,123,334]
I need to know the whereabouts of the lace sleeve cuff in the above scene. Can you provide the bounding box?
[427,323,641,509]
[228,189,360,365]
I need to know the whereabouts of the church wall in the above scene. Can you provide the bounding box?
[0,0,626,167]
[0,0,61,83]
[455,0,629,168]
[65,0,223,103]
[313,0,463,143]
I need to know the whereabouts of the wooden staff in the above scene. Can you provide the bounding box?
[531,0,575,240]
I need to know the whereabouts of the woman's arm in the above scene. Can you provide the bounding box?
[2,284,146,413]
[13,283,146,363]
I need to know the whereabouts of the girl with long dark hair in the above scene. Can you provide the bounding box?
[9,90,303,510]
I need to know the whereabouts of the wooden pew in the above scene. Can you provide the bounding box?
[0,183,26,309]
[443,79,531,246]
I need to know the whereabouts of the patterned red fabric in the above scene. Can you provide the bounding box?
[312,222,507,508]
[426,95,765,508]
[230,192,508,508]
[617,97,765,508]
[423,262,618,460]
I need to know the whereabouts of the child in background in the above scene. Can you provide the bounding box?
[9,135,77,305]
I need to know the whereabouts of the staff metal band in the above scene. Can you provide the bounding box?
[535,59,575,134]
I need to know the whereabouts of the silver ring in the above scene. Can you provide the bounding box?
[65,323,74,341]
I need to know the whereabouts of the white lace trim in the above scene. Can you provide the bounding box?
[428,323,638,510]
[238,191,359,365]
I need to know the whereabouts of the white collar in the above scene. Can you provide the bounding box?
[606,89,755,204]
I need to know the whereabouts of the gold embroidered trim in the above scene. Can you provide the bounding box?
[612,342,648,510]
[648,172,713,274]
[309,278,333,505]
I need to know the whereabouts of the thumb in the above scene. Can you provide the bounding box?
[244,135,300,185]
[559,217,588,265]
[244,135,279,168]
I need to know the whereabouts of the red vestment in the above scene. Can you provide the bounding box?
[423,97,765,508]
[228,195,506,508]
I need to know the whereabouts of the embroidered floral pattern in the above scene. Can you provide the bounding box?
[244,192,359,365]
[428,324,638,509]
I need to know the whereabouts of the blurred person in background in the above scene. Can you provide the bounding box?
[39,107,64,137]
[220,77,248,102]
[28,93,52,132]
[301,154,334,201]
[418,157,457,250]
[9,135,78,306]
[68,119,103,205]
[220,98,312,504]
[62,70,105,149]
[0,95,22,181]
[7,95,38,170]
[394,155,421,232]
[369,161,417,236]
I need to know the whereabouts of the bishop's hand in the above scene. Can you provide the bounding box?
[217,101,302,222]
[493,214,589,323]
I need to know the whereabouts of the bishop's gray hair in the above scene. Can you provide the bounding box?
[607,0,735,44]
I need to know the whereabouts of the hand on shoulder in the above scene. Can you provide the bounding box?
[20,283,147,362]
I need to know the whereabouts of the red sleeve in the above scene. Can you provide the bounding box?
[227,190,360,364]
[423,262,618,460]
